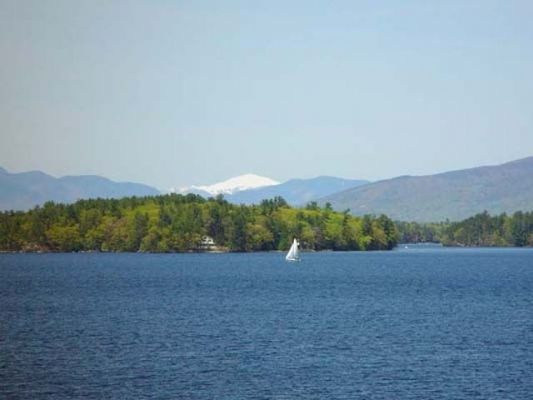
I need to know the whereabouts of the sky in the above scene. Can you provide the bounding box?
[1,0,532,190]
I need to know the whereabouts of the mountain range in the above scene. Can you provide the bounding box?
[320,157,533,222]
[2,156,532,221]
[0,167,160,211]
[0,168,366,212]
[177,174,368,206]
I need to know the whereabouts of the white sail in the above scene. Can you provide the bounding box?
[285,238,300,261]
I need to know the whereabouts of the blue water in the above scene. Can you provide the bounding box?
[1,249,532,399]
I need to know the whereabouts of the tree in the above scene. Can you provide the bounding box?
[128,212,149,251]
[46,225,81,252]
[0,193,403,252]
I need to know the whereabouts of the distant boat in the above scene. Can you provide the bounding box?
[285,238,300,262]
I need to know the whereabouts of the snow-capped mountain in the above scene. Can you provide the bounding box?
[177,174,369,205]
[179,174,279,196]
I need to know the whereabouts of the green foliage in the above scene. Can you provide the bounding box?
[396,211,533,247]
[395,220,447,244]
[0,194,398,253]
[46,225,81,252]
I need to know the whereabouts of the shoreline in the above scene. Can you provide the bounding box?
[1,246,532,255]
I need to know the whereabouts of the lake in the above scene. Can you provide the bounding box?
[1,248,532,399]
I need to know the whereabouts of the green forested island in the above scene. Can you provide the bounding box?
[396,211,533,247]
[0,195,398,252]
[1,193,531,253]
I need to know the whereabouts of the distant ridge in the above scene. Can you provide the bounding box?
[226,176,369,205]
[0,168,160,211]
[321,157,533,222]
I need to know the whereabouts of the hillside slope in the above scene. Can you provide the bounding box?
[0,168,160,211]
[321,157,533,222]
[227,176,369,205]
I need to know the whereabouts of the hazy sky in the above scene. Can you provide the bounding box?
[1,1,532,189]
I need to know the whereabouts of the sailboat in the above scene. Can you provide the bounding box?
[285,238,300,262]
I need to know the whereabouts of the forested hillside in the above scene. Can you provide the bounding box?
[0,195,398,253]
[396,211,533,247]
[322,157,533,222]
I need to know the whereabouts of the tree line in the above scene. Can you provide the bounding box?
[0,195,398,253]
[396,211,533,247]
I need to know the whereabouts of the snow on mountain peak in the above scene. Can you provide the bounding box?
[180,174,279,196]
